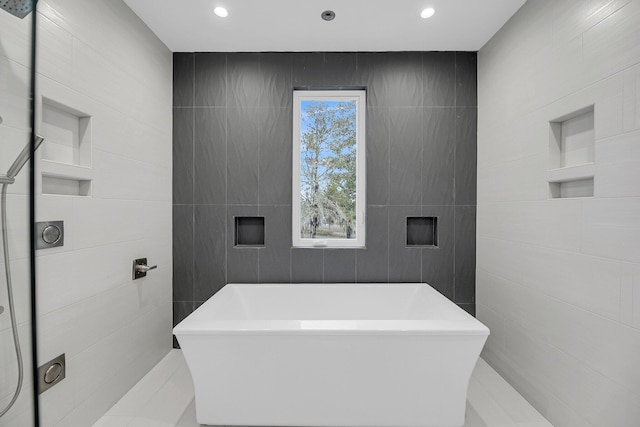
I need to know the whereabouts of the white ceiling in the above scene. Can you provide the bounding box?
[123,0,527,53]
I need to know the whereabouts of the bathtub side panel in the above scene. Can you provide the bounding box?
[178,333,486,427]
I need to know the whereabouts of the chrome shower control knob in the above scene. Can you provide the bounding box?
[132,258,158,280]
[36,221,64,249]
[42,224,62,244]
[44,363,63,384]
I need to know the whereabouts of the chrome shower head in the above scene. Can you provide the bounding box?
[0,0,34,18]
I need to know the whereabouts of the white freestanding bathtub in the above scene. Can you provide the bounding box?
[174,283,489,427]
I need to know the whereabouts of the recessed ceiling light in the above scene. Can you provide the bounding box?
[214,6,228,18]
[420,8,435,19]
[321,10,336,21]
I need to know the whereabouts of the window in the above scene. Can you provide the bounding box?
[292,90,366,247]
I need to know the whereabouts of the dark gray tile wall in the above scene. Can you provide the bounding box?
[173,52,478,346]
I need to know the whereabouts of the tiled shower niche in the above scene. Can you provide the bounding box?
[235,217,265,247]
[407,217,438,247]
[40,98,93,196]
[548,106,595,198]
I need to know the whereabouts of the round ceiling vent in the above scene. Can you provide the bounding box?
[321,10,335,21]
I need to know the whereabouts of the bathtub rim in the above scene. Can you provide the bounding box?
[174,283,489,337]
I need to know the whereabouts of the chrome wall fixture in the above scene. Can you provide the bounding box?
[132,258,157,280]
[35,220,64,249]
[37,353,66,394]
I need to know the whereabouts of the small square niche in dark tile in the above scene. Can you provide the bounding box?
[235,217,265,246]
[407,217,438,247]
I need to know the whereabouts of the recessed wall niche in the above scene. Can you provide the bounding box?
[42,99,91,167]
[40,98,93,196]
[406,217,438,247]
[235,217,265,247]
[548,106,595,199]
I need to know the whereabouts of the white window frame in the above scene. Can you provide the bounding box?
[292,89,366,248]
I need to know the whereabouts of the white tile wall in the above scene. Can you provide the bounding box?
[582,0,640,85]
[623,64,640,131]
[6,0,171,425]
[36,0,171,424]
[478,0,640,425]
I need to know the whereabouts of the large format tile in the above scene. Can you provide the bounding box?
[194,107,226,204]
[388,205,422,282]
[72,198,170,249]
[194,53,226,107]
[423,107,455,205]
[456,52,478,107]
[595,130,640,198]
[260,53,293,107]
[323,249,356,283]
[366,107,389,205]
[227,53,262,107]
[421,205,455,299]
[89,101,171,168]
[477,200,582,253]
[66,306,170,425]
[551,0,631,43]
[423,52,456,107]
[36,238,162,316]
[582,0,640,85]
[193,205,226,301]
[173,53,193,107]
[623,64,640,131]
[226,107,260,205]
[358,52,424,108]
[172,108,193,205]
[38,259,166,362]
[477,236,623,322]
[292,52,358,87]
[291,248,323,283]
[389,107,422,205]
[259,107,292,205]
[226,205,260,283]
[455,206,476,304]
[258,205,292,283]
[356,206,389,282]
[37,14,75,91]
[92,149,172,202]
[455,107,477,205]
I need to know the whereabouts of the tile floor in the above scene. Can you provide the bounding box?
[93,350,552,427]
